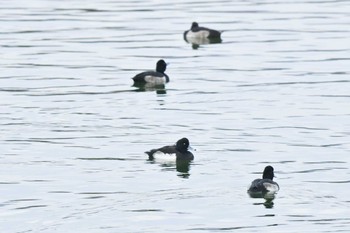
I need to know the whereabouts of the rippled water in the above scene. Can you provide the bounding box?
[1,0,350,232]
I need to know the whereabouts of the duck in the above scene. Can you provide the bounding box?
[248,166,279,193]
[132,59,169,85]
[145,138,194,161]
[184,22,222,40]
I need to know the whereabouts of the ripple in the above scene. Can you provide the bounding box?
[238,80,350,88]
[15,205,47,210]
[77,157,140,161]
[0,182,20,185]
[304,161,347,164]
[126,209,163,212]
[189,224,280,231]
[293,167,346,174]
[305,180,350,184]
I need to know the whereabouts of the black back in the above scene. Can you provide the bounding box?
[189,22,221,38]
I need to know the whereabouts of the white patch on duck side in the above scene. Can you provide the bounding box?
[144,75,166,84]
[186,30,210,39]
[263,182,279,193]
[186,36,210,45]
[152,151,176,162]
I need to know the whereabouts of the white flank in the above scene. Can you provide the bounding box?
[263,182,279,193]
[144,75,166,84]
[185,36,210,45]
[152,151,176,162]
[186,30,210,39]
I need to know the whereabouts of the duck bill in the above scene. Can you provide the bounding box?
[188,145,196,151]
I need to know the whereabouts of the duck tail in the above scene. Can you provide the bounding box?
[145,151,154,160]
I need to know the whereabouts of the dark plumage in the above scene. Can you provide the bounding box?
[132,59,169,84]
[248,166,279,193]
[184,22,222,39]
[145,138,194,161]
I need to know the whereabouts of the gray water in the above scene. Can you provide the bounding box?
[1,0,350,232]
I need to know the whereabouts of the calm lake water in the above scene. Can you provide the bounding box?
[1,0,350,232]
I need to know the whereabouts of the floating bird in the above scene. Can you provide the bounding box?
[248,166,279,193]
[132,59,169,85]
[145,138,194,161]
[184,22,222,40]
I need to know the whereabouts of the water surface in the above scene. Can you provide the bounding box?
[1,0,350,232]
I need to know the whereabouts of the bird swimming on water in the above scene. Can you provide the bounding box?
[248,165,279,193]
[145,138,194,161]
[132,59,169,85]
[184,22,222,40]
